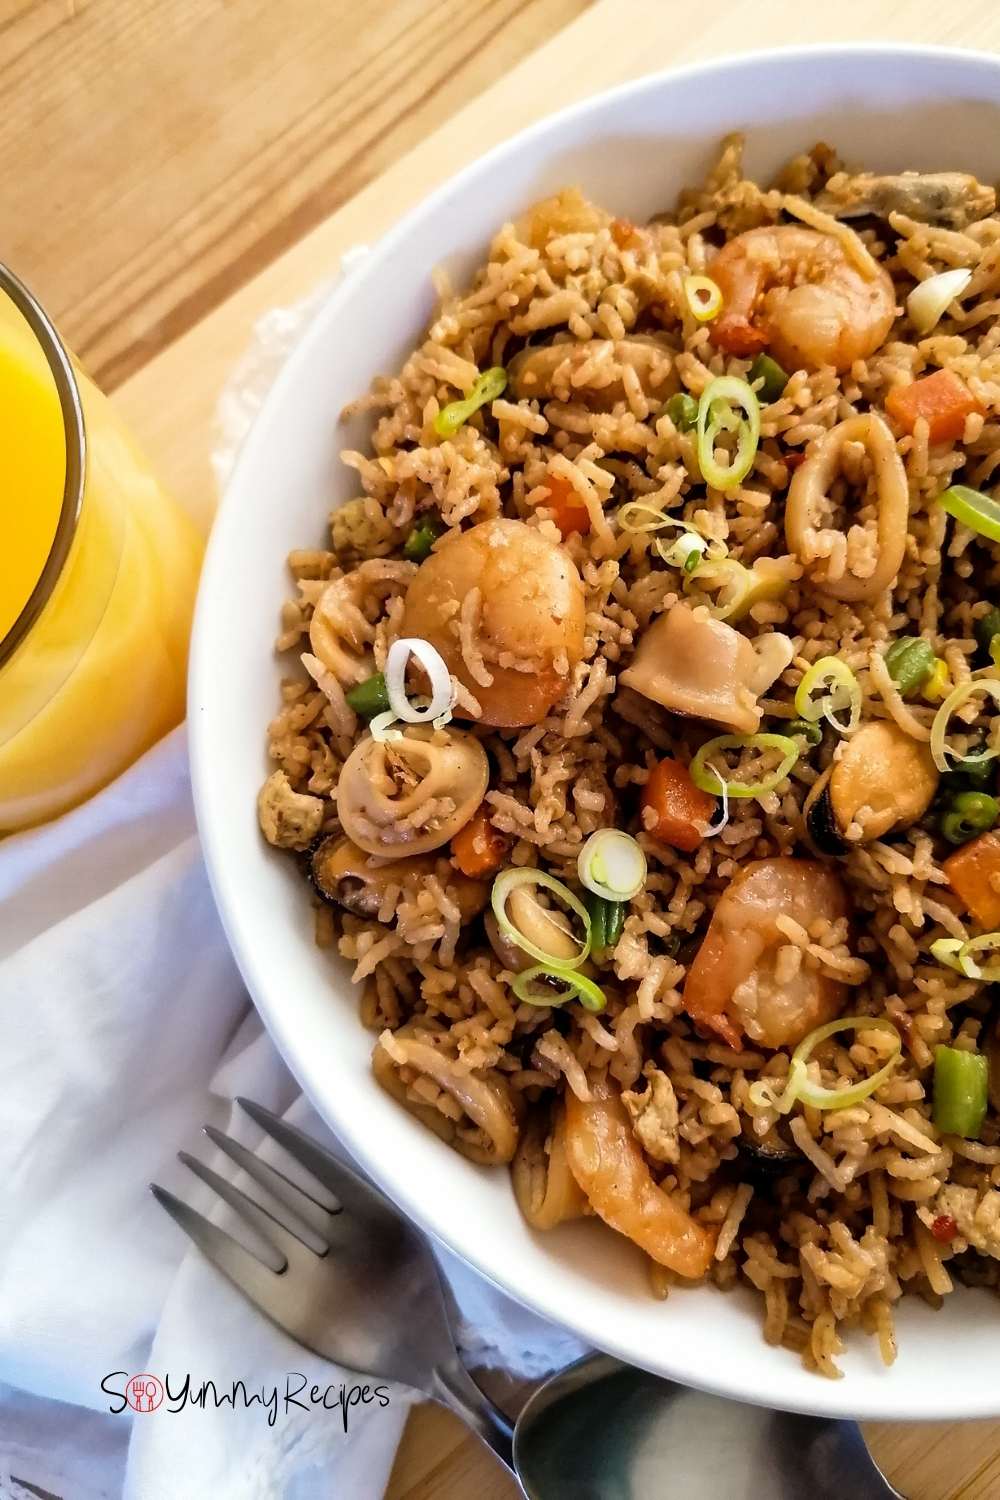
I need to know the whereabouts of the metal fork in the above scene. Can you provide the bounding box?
[150,1099,514,1471]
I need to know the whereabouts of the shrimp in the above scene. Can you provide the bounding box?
[683,858,849,1051]
[563,1076,715,1278]
[710,224,896,371]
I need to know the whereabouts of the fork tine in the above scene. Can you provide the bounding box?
[236,1097,390,1220]
[202,1125,333,1252]
[150,1183,285,1284]
[177,1151,319,1263]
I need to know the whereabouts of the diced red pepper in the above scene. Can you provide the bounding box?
[931,1215,959,1244]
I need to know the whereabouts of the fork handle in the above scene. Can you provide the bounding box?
[431,1359,516,1474]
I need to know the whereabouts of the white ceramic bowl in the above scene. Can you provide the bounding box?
[190,45,1000,1420]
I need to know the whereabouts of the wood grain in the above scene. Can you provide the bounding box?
[48,0,1000,1494]
[2,0,587,390]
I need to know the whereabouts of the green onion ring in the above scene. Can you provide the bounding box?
[793,656,862,736]
[748,1016,902,1115]
[618,504,727,561]
[931,931,1000,981]
[512,964,607,1013]
[938,484,1000,545]
[929,677,1000,773]
[577,829,646,902]
[683,274,723,323]
[491,868,591,970]
[696,375,760,492]
[689,733,799,801]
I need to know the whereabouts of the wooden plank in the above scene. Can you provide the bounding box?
[3,0,588,390]
[100,1,1000,1494]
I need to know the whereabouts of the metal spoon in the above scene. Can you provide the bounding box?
[514,1353,903,1500]
[155,1101,902,1499]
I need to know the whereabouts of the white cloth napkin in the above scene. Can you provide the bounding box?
[0,730,586,1500]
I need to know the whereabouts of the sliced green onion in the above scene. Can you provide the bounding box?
[491,868,590,971]
[929,678,1000,773]
[346,671,391,719]
[512,964,607,1013]
[683,274,723,323]
[618,503,726,559]
[587,890,624,960]
[941,790,1000,845]
[748,1016,902,1116]
[794,657,862,736]
[434,366,507,438]
[696,375,760,492]
[663,391,699,432]
[931,931,1000,980]
[683,556,789,623]
[659,530,708,572]
[786,717,823,746]
[883,636,935,699]
[369,709,404,744]
[930,937,967,975]
[748,353,789,403]
[932,1044,988,1138]
[577,829,646,902]
[403,517,443,562]
[938,484,1000,544]
[907,268,973,335]
[690,733,799,801]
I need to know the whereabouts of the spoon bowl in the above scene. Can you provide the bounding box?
[514,1355,903,1500]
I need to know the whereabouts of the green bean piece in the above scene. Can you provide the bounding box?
[586,891,625,959]
[345,671,391,719]
[884,636,936,699]
[403,518,443,562]
[748,353,789,403]
[974,606,1000,660]
[941,790,1000,845]
[586,890,607,956]
[434,366,507,438]
[603,899,625,952]
[663,391,698,433]
[786,718,823,746]
[932,1045,988,1139]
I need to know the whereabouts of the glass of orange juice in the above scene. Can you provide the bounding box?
[0,264,204,832]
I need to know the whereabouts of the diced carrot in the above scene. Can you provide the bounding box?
[711,314,769,358]
[451,807,509,879]
[640,759,716,854]
[885,369,984,445]
[943,830,1000,929]
[541,472,591,539]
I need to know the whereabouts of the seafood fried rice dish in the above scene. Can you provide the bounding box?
[258,137,1000,1376]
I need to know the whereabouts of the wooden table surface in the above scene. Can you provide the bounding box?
[14,1,1000,1495]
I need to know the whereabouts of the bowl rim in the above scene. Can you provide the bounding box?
[190,40,1000,1422]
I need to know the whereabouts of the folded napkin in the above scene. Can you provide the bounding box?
[0,729,586,1500]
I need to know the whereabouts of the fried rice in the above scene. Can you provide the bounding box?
[258,136,1000,1377]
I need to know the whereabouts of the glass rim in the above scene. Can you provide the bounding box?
[0,262,86,670]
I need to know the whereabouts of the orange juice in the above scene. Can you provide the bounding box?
[0,273,203,831]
